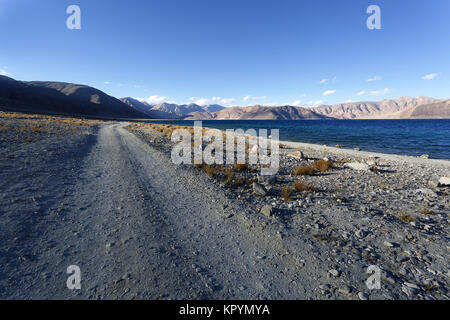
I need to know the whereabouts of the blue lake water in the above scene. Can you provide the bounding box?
[144,119,450,160]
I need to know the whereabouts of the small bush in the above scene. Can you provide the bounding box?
[419,208,435,216]
[398,211,415,223]
[223,168,234,185]
[293,165,315,176]
[232,175,246,187]
[202,165,216,177]
[313,160,333,172]
[234,163,248,171]
[163,128,173,137]
[281,186,294,201]
[293,180,315,193]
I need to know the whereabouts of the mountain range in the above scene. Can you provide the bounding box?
[122,95,449,120]
[0,75,149,119]
[120,97,225,119]
[1,76,449,120]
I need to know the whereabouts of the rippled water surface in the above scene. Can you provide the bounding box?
[145,119,450,160]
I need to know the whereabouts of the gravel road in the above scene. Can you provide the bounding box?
[1,115,448,300]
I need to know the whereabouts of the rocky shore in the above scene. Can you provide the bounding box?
[129,122,450,300]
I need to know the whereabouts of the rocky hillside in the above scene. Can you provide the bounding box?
[160,97,448,120]
[311,96,441,119]
[121,98,226,119]
[394,100,450,119]
[185,105,331,120]
[0,76,149,119]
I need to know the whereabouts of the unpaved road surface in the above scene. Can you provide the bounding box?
[2,119,448,300]
[1,123,321,299]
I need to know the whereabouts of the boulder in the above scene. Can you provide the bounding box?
[252,182,267,196]
[250,144,259,154]
[260,205,273,217]
[420,154,429,159]
[344,162,370,171]
[416,188,437,198]
[258,174,277,184]
[438,177,450,187]
[287,150,304,159]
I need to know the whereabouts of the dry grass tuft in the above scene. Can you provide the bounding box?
[398,211,415,223]
[281,186,294,201]
[293,180,315,193]
[419,208,435,216]
[223,167,234,185]
[293,165,315,176]
[202,165,216,177]
[232,175,246,187]
[233,163,248,171]
[313,160,333,172]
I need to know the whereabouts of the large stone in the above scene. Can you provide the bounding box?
[258,174,277,184]
[287,150,304,159]
[250,145,259,154]
[338,286,352,295]
[252,182,267,196]
[328,269,341,277]
[416,188,437,198]
[438,177,450,187]
[260,205,273,217]
[344,162,370,171]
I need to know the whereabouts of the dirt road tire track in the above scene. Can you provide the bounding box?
[2,123,314,299]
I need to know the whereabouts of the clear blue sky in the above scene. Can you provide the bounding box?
[1,0,449,106]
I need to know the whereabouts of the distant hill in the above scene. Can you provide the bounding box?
[0,76,149,119]
[185,96,448,120]
[311,96,441,119]
[121,98,226,119]
[185,105,332,120]
[394,99,450,119]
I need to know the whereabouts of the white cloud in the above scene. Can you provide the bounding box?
[367,75,381,82]
[135,95,167,104]
[422,73,439,80]
[356,88,390,96]
[243,95,266,102]
[104,81,111,85]
[319,76,336,85]
[323,90,336,96]
[306,100,326,107]
[0,67,9,76]
[190,97,236,106]
[345,99,353,103]
[282,100,303,106]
